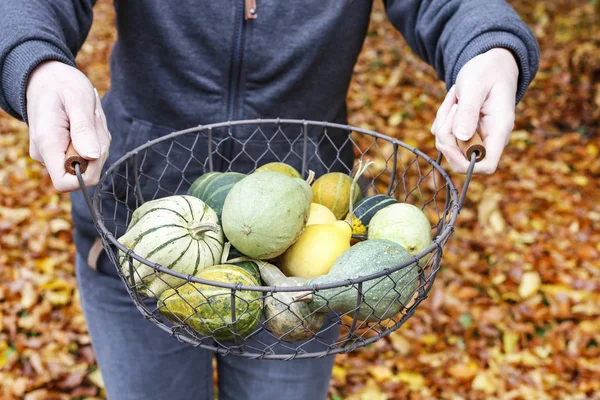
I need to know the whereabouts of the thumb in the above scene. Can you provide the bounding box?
[64,92,101,159]
[452,85,486,142]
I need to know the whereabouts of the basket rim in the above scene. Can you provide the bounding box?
[92,118,461,293]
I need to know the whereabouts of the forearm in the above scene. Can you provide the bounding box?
[384,0,540,103]
[0,0,96,122]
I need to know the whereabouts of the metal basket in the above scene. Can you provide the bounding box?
[73,119,477,360]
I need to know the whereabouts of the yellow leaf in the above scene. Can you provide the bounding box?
[421,333,437,346]
[46,290,72,306]
[331,365,347,384]
[448,361,479,381]
[533,345,552,359]
[505,351,541,367]
[471,372,496,394]
[489,210,506,233]
[501,292,521,302]
[88,368,105,389]
[573,175,588,186]
[39,278,71,291]
[579,319,600,333]
[389,333,411,356]
[572,302,598,316]
[0,341,13,369]
[34,258,56,274]
[20,281,38,309]
[519,271,541,298]
[0,206,31,225]
[508,230,535,244]
[586,144,599,157]
[491,274,506,285]
[477,190,503,228]
[503,331,519,354]
[541,284,590,302]
[49,218,71,233]
[404,138,419,149]
[388,112,403,127]
[368,365,392,383]
[397,371,425,390]
[346,378,387,400]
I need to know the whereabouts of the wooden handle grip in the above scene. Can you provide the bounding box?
[457,132,486,163]
[64,142,88,175]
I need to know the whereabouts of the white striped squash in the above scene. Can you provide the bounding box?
[118,195,224,298]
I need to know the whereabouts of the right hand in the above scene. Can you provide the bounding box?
[26,61,111,192]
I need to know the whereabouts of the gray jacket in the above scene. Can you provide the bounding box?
[0,0,539,262]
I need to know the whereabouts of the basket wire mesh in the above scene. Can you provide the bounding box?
[74,119,476,360]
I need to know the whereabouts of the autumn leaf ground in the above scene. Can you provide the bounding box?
[1,1,599,399]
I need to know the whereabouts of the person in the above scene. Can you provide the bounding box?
[0,1,539,399]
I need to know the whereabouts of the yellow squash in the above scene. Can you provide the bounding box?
[280,221,352,279]
[306,203,337,226]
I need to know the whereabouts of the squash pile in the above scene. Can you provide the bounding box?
[117,160,433,343]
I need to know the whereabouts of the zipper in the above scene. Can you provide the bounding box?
[245,0,257,20]
[226,0,246,122]
[227,0,256,122]
[224,0,255,169]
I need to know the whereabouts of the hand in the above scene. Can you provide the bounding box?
[431,48,519,175]
[26,61,111,192]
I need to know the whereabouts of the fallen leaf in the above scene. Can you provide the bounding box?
[448,360,479,381]
[471,372,496,394]
[519,271,542,298]
[368,365,393,383]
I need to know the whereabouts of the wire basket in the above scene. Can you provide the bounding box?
[71,119,479,360]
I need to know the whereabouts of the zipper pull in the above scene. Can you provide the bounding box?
[245,0,257,20]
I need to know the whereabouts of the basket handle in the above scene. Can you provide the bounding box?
[64,142,100,227]
[64,141,89,175]
[455,132,485,210]
[457,132,486,162]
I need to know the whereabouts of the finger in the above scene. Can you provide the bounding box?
[36,136,80,192]
[63,90,101,159]
[472,114,513,175]
[95,112,111,163]
[431,85,457,135]
[76,114,109,187]
[29,138,42,163]
[94,88,111,141]
[453,82,487,141]
[435,104,471,174]
[472,84,515,175]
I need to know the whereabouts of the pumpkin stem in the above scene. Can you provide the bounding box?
[254,260,287,285]
[346,159,375,228]
[188,222,220,239]
[292,292,313,303]
[305,170,315,185]
[221,242,231,264]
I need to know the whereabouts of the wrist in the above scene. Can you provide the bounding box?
[27,60,65,97]
[484,48,519,78]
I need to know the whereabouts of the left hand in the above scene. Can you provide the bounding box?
[431,48,519,175]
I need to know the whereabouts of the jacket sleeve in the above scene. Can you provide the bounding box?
[0,0,96,122]
[384,0,540,103]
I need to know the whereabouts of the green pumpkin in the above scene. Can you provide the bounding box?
[253,162,302,179]
[158,265,262,341]
[351,194,398,228]
[304,239,419,322]
[258,262,326,342]
[226,260,261,284]
[187,171,246,220]
[118,195,224,298]
[367,203,432,261]
[221,171,312,259]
